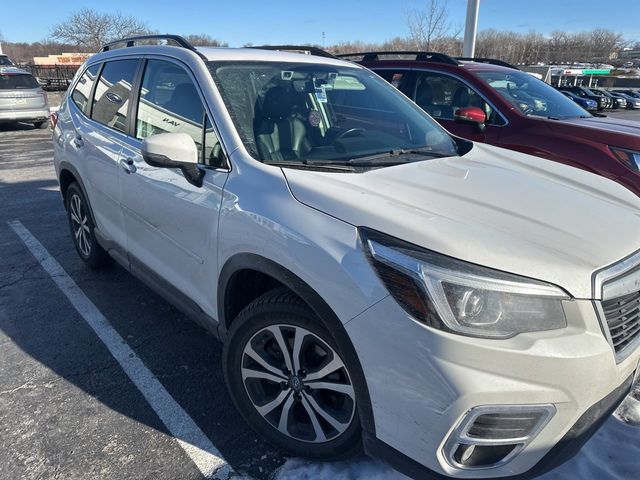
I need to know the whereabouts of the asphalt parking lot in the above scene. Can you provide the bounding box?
[1,108,640,480]
[0,123,286,479]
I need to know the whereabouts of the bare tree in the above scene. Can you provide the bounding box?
[51,8,148,51]
[182,34,228,47]
[406,0,454,51]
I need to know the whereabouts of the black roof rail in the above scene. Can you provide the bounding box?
[252,45,337,59]
[456,57,519,70]
[336,51,460,65]
[101,34,208,60]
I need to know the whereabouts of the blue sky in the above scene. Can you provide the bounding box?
[1,0,638,46]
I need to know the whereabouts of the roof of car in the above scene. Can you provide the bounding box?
[457,61,517,72]
[355,57,519,73]
[0,66,30,75]
[92,44,360,69]
[199,47,357,67]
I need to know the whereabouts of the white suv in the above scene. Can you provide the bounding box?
[53,35,640,479]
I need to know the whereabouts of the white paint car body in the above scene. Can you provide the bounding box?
[54,43,640,479]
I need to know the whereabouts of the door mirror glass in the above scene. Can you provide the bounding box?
[141,132,204,187]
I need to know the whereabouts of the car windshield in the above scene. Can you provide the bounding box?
[477,71,591,120]
[208,61,459,168]
[0,56,13,66]
[0,73,39,90]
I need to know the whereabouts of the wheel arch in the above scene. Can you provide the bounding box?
[58,161,91,210]
[217,252,375,435]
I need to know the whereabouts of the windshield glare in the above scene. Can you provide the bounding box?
[478,71,591,120]
[209,61,458,167]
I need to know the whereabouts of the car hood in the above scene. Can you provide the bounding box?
[556,116,640,144]
[283,143,640,299]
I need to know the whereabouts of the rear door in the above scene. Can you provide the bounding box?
[119,57,229,317]
[80,59,140,249]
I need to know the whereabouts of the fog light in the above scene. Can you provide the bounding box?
[443,405,555,469]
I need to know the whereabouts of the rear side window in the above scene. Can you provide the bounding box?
[91,59,139,134]
[0,74,39,90]
[71,64,100,113]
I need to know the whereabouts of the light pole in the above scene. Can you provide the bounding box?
[463,0,480,58]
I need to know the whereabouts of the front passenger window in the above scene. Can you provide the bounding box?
[413,72,505,126]
[136,59,224,166]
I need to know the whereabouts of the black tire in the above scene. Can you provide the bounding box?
[65,182,111,269]
[223,287,362,460]
[34,120,49,130]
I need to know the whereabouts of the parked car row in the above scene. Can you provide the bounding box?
[341,51,640,198]
[558,84,640,110]
[53,37,640,480]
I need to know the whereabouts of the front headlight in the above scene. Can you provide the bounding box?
[360,229,569,338]
[610,147,640,172]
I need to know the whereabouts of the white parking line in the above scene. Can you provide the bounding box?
[7,219,235,480]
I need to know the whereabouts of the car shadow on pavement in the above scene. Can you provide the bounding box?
[0,177,285,480]
[0,122,43,132]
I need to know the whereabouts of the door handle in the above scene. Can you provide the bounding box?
[73,135,84,148]
[119,158,137,174]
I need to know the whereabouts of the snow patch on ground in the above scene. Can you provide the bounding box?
[614,382,640,426]
[276,408,640,480]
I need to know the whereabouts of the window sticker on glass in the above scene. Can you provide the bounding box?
[315,85,327,103]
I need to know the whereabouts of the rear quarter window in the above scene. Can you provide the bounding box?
[0,74,39,90]
[71,63,101,114]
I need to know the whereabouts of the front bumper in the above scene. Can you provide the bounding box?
[346,296,639,479]
[0,108,50,123]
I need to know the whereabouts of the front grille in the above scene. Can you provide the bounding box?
[602,290,640,354]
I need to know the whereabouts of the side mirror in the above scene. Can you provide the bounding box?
[142,132,204,187]
[454,107,486,132]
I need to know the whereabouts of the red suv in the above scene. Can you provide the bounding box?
[343,52,640,197]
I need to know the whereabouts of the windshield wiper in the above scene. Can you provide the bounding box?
[264,160,355,172]
[347,147,446,165]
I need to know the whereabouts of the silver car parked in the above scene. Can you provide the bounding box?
[0,66,50,129]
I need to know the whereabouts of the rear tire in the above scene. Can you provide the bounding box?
[65,182,111,269]
[34,120,48,130]
[223,287,362,460]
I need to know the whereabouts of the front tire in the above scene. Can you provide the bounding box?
[65,182,111,268]
[223,288,362,460]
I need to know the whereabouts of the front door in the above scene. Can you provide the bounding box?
[411,70,506,144]
[119,58,228,317]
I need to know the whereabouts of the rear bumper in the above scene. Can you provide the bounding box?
[364,374,632,480]
[0,108,49,123]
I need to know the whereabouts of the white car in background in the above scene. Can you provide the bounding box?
[53,35,640,480]
[0,66,49,128]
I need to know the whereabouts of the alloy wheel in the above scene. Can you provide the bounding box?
[241,324,356,443]
[69,193,91,257]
